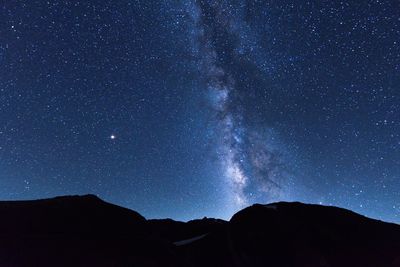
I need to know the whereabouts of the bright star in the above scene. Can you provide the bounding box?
[110,135,116,140]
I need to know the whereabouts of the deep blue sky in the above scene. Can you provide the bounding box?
[0,0,399,222]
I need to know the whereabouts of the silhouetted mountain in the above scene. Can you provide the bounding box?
[0,195,181,267]
[0,195,399,267]
[229,202,400,267]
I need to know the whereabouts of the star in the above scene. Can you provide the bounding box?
[110,135,116,140]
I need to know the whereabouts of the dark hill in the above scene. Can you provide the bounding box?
[229,202,400,267]
[0,195,181,267]
[0,194,146,236]
[0,196,399,267]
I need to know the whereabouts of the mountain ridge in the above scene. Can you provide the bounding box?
[0,195,399,267]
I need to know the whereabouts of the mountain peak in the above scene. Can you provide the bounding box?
[52,194,102,202]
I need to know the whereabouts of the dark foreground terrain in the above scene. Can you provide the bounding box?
[0,195,399,267]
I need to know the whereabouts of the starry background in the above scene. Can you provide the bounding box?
[0,0,399,222]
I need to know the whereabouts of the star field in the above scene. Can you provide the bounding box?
[0,0,399,222]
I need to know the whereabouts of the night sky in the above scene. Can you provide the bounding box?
[1,1,399,222]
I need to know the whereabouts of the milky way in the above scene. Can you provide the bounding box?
[185,1,290,207]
